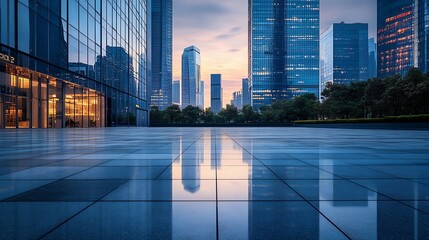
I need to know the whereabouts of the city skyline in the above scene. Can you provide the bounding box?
[173,0,377,108]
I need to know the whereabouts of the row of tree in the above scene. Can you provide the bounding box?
[150,68,429,124]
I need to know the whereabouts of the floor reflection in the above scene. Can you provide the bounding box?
[0,127,428,239]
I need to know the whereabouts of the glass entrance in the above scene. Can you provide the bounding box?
[5,99,16,128]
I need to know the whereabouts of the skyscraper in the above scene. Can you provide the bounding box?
[199,81,205,109]
[172,80,180,106]
[151,0,173,109]
[377,0,415,78]
[249,0,320,108]
[231,91,243,109]
[211,74,222,114]
[181,46,201,108]
[320,23,369,92]
[377,0,429,77]
[242,78,251,106]
[368,38,377,78]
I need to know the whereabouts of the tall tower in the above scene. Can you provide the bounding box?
[249,0,320,108]
[210,74,222,114]
[151,0,173,109]
[181,46,201,108]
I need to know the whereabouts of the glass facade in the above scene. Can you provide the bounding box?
[249,0,320,108]
[378,0,415,78]
[417,0,429,73]
[172,80,180,106]
[0,0,150,128]
[181,46,201,108]
[210,74,222,114]
[241,78,251,106]
[151,0,172,110]
[320,23,369,93]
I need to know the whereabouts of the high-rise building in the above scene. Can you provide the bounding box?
[231,91,243,109]
[0,0,150,128]
[249,0,320,108]
[211,74,222,114]
[151,0,173,110]
[172,80,180,106]
[378,0,415,78]
[320,23,369,92]
[199,81,205,109]
[368,38,377,78]
[242,78,251,106]
[181,46,201,108]
[377,0,429,77]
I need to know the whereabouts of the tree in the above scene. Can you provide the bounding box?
[219,104,239,123]
[150,106,163,124]
[202,108,215,124]
[241,105,258,123]
[164,104,182,123]
[181,105,202,124]
[292,93,319,120]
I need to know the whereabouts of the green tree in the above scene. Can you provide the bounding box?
[164,105,182,123]
[241,104,258,123]
[181,105,202,124]
[219,104,239,123]
[150,106,163,124]
[202,108,215,123]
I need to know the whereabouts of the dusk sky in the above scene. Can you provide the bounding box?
[173,0,377,108]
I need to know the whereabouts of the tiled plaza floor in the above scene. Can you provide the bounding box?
[0,127,428,239]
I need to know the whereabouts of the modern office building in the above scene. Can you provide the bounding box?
[377,0,429,77]
[231,91,242,109]
[0,0,151,128]
[172,80,180,106]
[181,46,201,108]
[378,0,415,78]
[320,23,369,92]
[368,38,377,78]
[199,80,204,109]
[210,74,222,113]
[242,78,251,106]
[249,0,320,108]
[151,0,172,110]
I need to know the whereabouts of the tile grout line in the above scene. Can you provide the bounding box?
[225,133,353,240]
[215,131,220,240]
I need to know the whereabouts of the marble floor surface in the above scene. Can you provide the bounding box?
[0,127,428,239]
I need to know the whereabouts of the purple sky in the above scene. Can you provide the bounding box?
[172,0,377,107]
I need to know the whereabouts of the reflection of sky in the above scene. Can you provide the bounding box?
[173,0,377,107]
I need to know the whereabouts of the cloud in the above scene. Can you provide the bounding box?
[216,34,233,40]
[230,27,241,33]
[229,49,240,52]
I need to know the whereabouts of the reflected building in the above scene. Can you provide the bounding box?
[0,0,150,128]
[181,46,201,108]
[210,74,222,114]
[249,0,320,108]
[151,0,172,110]
[320,23,369,92]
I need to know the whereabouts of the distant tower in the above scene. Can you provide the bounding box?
[151,0,173,109]
[172,80,180,106]
[199,81,205,109]
[320,23,369,92]
[211,74,222,113]
[181,46,201,108]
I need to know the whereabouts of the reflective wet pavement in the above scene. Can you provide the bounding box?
[0,127,428,239]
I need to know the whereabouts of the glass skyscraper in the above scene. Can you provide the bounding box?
[249,0,320,108]
[377,0,429,77]
[368,38,377,79]
[377,0,415,78]
[151,0,172,110]
[199,80,204,109]
[210,74,222,114]
[172,80,180,106]
[320,23,369,93]
[242,78,251,106]
[0,0,150,128]
[181,46,201,108]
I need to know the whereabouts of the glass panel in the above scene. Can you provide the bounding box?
[40,77,48,128]
[5,96,16,128]
[31,75,39,128]
[74,87,83,127]
[65,84,75,127]
[82,88,89,127]
[89,90,96,127]
[18,97,30,128]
